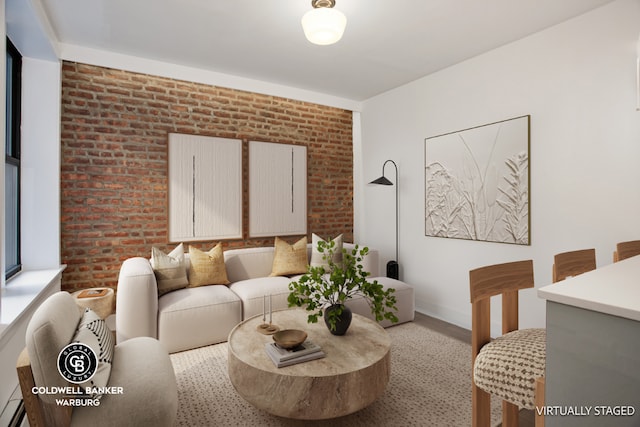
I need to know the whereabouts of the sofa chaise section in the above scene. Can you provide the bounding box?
[116,256,242,353]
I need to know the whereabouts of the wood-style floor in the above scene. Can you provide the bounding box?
[413,311,535,427]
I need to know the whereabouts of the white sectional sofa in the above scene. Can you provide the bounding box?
[116,243,415,353]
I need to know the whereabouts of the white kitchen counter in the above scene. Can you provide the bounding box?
[538,254,640,322]
[538,255,640,427]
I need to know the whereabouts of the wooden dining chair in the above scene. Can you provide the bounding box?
[552,248,596,282]
[470,260,546,427]
[613,240,640,262]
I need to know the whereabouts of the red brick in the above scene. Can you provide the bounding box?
[60,61,353,291]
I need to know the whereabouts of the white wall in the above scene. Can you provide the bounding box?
[357,0,640,335]
[21,57,61,269]
[1,0,61,414]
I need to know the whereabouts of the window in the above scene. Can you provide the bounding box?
[5,38,21,279]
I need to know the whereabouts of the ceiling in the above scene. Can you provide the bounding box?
[34,0,616,102]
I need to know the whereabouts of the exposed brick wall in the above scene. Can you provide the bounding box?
[60,62,353,292]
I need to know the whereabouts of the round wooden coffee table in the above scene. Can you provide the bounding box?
[227,308,391,420]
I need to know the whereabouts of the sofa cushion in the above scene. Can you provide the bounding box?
[270,236,308,276]
[72,336,177,426]
[473,328,546,409]
[310,233,343,270]
[188,243,230,287]
[151,243,189,296]
[224,247,276,282]
[158,285,241,353]
[229,276,293,319]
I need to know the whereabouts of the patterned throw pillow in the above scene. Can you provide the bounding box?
[309,233,343,270]
[151,243,189,296]
[270,236,308,276]
[187,243,230,287]
[71,308,115,400]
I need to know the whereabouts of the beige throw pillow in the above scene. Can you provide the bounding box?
[188,243,230,287]
[151,243,189,297]
[270,236,308,276]
[310,233,343,270]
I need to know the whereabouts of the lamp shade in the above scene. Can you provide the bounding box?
[301,7,347,45]
[370,176,393,186]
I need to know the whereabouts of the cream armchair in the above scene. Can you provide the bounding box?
[17,292,177,427]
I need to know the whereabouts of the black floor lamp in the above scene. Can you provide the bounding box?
[369,159,399,280]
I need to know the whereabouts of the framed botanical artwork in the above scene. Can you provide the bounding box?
[168,133,243,242]
[425,115,530,245]
[248,141,307,237]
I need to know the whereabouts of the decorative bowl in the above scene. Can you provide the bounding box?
[273,329,307,349]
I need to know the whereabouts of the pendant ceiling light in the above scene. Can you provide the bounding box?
[301,0,347,46]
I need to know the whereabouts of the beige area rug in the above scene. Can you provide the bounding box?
[170,322,502,426]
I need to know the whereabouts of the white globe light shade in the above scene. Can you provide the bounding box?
[301,7,347,45]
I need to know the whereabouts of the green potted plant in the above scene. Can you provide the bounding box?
[287,240,398,335]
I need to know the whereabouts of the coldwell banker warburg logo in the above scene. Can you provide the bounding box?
[57,343,98,383]
[33,342,125,407]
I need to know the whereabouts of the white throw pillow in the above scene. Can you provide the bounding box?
[310,233,343,270]
[70,308,115,399]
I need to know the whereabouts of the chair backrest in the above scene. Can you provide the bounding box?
[25,292,82,403]
[552,248,596,282]
[613,240,640,262]
[469,260,534,364]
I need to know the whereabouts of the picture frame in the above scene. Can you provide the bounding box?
[248,141,307,238]
[168,133,243,242]
[424,115,530,245]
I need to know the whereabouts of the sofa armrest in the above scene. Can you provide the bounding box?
[116,257,159,344]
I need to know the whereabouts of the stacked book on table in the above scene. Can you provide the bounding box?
[265,340,325,368]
